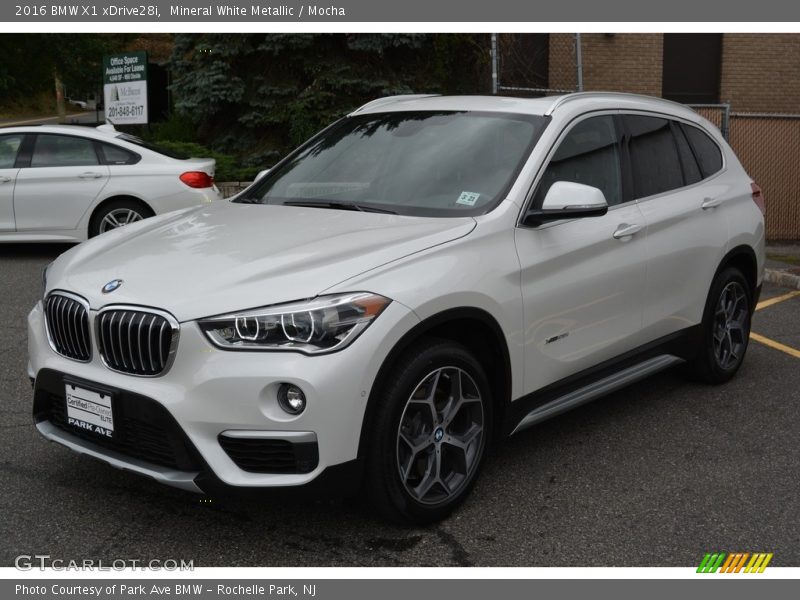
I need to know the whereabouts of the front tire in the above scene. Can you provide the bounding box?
[689,267,753,384]
[365,339,492,524]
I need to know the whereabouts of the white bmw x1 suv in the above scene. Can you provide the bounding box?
[28,93,765,523]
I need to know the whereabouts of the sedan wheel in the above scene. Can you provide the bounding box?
[99,208,144,233]
[90,199,153,237]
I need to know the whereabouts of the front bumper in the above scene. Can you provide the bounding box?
[28,299,419,492]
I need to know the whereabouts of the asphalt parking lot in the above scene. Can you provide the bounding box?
[1,243,798,567]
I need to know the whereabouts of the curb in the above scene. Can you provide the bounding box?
[764,268,800,290]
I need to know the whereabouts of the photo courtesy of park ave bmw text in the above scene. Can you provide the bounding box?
[0,0,799,596]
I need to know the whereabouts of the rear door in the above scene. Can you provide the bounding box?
[13,133,110,232]
[0,133,24,232]
[515,113,649,392]
[623,114,729,341]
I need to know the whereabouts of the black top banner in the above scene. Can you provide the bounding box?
[4,0,800,22]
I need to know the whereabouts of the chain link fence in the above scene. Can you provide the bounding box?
[727,114,800,241]
[687,105,800,241]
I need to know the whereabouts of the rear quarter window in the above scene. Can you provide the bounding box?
[673,124,702,186]
[681,123,723,178]
[99,143,139,165]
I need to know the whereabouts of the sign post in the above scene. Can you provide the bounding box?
[102,51,148,124]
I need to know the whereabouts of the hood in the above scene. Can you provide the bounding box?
[49,202,475,321]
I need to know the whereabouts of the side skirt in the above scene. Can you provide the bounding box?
[511,355,683,435]
[507,326,700,436]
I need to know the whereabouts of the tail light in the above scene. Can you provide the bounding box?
[180,171,215,189]
[751,182,766,216]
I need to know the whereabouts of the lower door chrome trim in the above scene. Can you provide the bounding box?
[511,354,684,435]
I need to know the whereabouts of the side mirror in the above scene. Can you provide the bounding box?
[255,169,270,181]
[522,181,609,227]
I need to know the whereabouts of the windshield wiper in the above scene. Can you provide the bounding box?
[283,200,398,215]
[234,196,263,204]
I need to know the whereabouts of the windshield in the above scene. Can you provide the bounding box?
[238,111,548,217]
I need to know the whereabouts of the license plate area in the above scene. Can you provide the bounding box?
[64,382,114,438]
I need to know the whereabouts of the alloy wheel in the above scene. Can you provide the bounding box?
[713,281,749,370]
[99,208,143,233]
[396,366,485,505]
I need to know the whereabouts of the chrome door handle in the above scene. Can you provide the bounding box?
[0,176,10,183]
[701,196,723,210]
[78,172,102,179]
[612,223,644,240]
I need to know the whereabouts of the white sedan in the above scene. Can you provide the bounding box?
[0,124,220,242]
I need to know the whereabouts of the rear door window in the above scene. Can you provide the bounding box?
[30,134,99,168]
[0,134,23,169]
[624,115,684,199]
[681,123,723,178]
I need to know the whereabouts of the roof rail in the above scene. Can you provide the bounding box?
[544,91,692,116]
[351,94,441,114]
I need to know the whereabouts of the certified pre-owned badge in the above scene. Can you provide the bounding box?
[102,279,123,294]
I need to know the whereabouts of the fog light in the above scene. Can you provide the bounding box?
[278,383,306,415]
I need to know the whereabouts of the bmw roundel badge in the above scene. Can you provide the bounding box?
[102,279,123,294]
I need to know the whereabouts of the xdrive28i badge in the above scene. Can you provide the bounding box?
[101,279,123,294]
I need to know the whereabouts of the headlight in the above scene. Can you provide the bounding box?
[198,292,391,354]
[42,262,53,300]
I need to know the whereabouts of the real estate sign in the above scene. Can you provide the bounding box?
[103,51,148,124]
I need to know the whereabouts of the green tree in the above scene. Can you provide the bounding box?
[0,34,131,118]
[168,34,489,166]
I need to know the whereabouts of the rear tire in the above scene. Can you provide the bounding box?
[689,267,752,384]
[89,198,153,237]
[365,339,492,525]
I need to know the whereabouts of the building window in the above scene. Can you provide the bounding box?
[662,34,722,104]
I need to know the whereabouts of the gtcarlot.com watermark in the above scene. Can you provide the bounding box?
[15,554,194,571]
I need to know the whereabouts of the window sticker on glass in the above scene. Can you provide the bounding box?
[456,191,481,206]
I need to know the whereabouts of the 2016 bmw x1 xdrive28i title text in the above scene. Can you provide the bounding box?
[29,93,765,523]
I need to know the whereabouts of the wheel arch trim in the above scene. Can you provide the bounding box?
[356,306,513,461]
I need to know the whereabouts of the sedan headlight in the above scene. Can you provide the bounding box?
[198,292,391,354]
[42,262,53,300]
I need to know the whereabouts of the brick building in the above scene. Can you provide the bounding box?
[542,33,800,113]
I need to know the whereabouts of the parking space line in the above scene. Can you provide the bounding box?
[751,332,800,359]
[756,290,800,311]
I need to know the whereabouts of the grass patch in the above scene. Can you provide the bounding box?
[767,253,800,266]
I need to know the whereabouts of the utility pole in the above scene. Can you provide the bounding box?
[491,33,498,95]
[575,33,584,92]
[54,70,66,123]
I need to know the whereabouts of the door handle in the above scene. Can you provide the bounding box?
[701,196,723,210]
[78,172,102,179]
[0,176,10,183]
[612,222,644,240]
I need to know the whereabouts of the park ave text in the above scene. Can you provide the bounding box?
[16,584,317,597]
